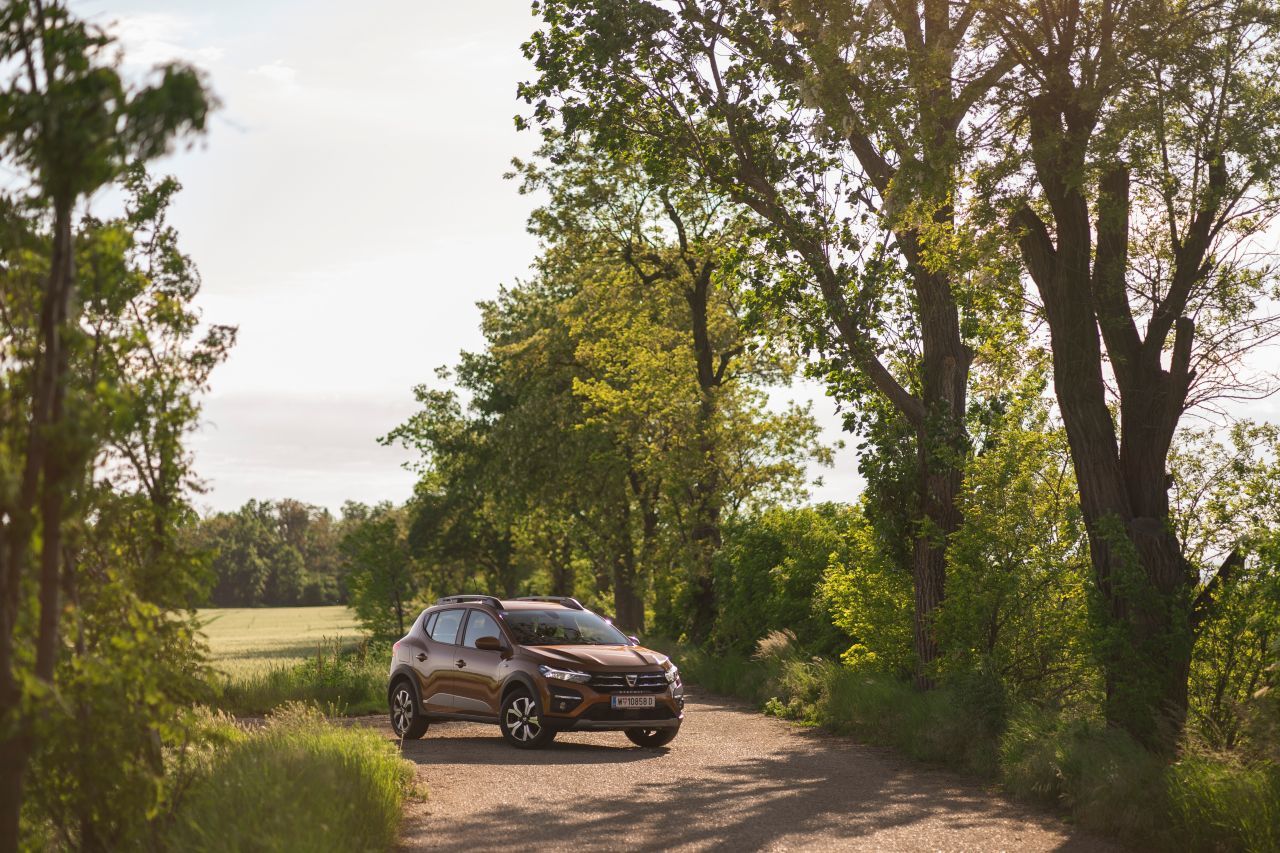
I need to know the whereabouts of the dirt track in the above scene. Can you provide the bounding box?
[387,694,1117,852]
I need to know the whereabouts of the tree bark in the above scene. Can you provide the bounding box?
[683,259,725,643]
[0,196,75,853]
[611,487,645,633]
[1015,94,1203,749]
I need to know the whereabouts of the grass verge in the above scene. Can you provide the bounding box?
[211,638,387,716]
[166,704,417,852]
[663,636,1280,852]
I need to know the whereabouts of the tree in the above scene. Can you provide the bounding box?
[386,234,827,633]
[341,503,417,640]
[992,0,1280,747]
[195,499,345,607]
[522,0,1023,681]
[1171,424,1280,748]
[516,135,819,637]
[0,3,213,844]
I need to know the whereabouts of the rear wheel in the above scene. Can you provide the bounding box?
[499,689,557,749]
[625,726,678,748]
[390,680,429,740]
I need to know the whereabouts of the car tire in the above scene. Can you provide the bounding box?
[499,688,557,749]
[625,726,678,748]
[389,679,429,740]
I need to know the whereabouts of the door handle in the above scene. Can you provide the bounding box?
[455,659,467,668]
[416,653,427,662]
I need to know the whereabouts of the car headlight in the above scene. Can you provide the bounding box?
[665,665,680,684]
[538,664,592,684]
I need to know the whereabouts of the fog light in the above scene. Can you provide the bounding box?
[550,691,582,713]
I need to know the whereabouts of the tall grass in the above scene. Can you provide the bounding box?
[212,638,387,716]
[165,704,417,852]
[664,633,1280,852]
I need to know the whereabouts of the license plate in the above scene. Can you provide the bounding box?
[611,694,656,709]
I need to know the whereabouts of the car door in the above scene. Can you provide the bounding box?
[419,608,466,713]
[454,609,506,716]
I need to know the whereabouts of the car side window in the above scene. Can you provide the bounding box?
[461,611,500,649]
[421,611,437,636]
[429,609,464,645]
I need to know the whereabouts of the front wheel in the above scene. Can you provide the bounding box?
[390,680,429,740]
[626,726,679,748]
[499,689,557,749]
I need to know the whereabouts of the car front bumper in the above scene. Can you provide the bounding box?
[539,675,685,731]
[562,716,681,730]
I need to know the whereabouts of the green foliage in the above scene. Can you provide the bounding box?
[712,505,853,656]
[164,704,415,853]
[386,224,829,633]
[819,505,915,677]
[1173,424,1280,750]
[195,499,348,608]
[0,4,223,840]
[671,635,1279,851]
[939,394,1097,704]
[24,590,215,850]
[341,504,418,640]
[4,163,231,847]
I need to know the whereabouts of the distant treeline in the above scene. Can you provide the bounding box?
[194,499,379,607]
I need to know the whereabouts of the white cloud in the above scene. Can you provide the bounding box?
[106,12,224,71]
[249,60,298,89]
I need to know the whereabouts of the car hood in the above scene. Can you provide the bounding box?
[521,644,667,670]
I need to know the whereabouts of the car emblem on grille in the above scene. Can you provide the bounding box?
[626,674,637,687]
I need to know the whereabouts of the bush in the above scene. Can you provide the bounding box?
[165,704,416,852]
[1168,757,1280,852]
[668,636,1279,852]
[213,639,387,716]
[712,505,857,657]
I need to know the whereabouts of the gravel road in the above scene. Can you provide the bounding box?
[390,694,1116,852]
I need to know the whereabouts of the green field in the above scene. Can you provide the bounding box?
[199,606,361,678]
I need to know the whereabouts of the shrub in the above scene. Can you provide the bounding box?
[712,505,857,657]
[1168,756,1280,852]
[165,704,416,852]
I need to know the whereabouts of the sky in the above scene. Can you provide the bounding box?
[69,0,864,514]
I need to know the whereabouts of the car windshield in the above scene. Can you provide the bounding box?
[500,609,629,646]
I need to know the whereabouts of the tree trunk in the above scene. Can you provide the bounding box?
[550,532,574,597]
[1015,105,1199,749]
[683,262,725,644]
[0,197,75,853]
[611,492,644,633]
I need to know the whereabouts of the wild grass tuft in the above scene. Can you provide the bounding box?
[165,703,417,852]
[212,638,387,716]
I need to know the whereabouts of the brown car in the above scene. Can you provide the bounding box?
[387,595,684,749]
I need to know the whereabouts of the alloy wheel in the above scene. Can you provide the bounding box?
[392,687,414,736]
[505,695,541,742]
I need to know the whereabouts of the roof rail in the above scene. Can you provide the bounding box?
[515,596,585,611]
[435,595,504,609]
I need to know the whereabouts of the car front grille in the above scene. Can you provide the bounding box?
[588,672,668,693]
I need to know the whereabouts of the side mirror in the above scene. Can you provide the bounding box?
[628,635,641,646]
[475,635,503,652]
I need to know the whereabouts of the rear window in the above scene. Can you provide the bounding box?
[429,609,464,644]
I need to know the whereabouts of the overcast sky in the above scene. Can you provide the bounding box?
[69,0,864,514]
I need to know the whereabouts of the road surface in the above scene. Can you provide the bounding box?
[389,694,1115,852]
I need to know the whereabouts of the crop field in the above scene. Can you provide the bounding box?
[198,606,361,678]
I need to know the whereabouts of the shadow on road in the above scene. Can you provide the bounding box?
[390,695,1114,852]
[397,730,661,766]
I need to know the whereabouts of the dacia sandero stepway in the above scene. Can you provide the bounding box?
[387,595,684,749]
